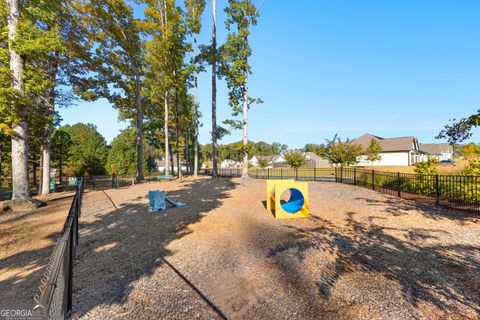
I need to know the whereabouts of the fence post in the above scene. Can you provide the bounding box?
[353,168,357,186]
[314,167,317,181]
[335,167,337,182]
[435,174,440,205]
[295,168,298,181]
[340,166,343,183]
[268,168,270,179]
[281,168,283,179]
[256,168,259,179]
[372,170,375,190]
[397,172,401,197]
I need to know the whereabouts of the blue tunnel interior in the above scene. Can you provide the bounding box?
[280,188,304,214]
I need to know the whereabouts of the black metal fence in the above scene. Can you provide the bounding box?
[213,167,480,213]
[335,167,480,212]
[34,178,84,319]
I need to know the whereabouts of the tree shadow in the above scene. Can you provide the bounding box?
[0,194,75,304]
[355,196,480,223]
[72,178,237,318]
[0,235,60,304]
[266,213,480,315]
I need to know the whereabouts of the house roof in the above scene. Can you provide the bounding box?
[353,133,417,152]
[304,152,323,161]
[419,143,453,155]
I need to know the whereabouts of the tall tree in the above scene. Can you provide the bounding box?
[211,0,218,178]
[6,0,29,199]
[220,0,261,185]
[185,0,205,176]
[4,0,61,200]
[39,0,96,195]
[85,0,146,181]
[144,0,191,177]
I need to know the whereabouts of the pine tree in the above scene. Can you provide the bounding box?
[84,0,146,181]
[185,0,205,176]
[219,0,261,185]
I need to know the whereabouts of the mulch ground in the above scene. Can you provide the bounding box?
[71,177,480,320]
[0,191,76,304]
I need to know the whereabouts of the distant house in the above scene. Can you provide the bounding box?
[304,152,330,167]
[155,156,187,173]
[353,134,421,166]
[220,159,242,168]
[271,151,330,168]
[250,155,285,168]
[419,144,453,161]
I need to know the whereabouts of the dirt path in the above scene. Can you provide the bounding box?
[0,191,76,304]
[72,177,480,320]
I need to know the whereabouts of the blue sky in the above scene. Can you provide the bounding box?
[59,0,480,148]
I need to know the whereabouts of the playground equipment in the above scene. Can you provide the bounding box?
[266,180,309,219]
[148,190,185,212]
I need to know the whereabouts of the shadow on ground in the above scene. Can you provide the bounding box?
[265,213,480,316]
[356,196,480,222]
[72,178,236,318]
[0,194,75,304]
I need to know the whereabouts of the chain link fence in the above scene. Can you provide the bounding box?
[34,179,84,319]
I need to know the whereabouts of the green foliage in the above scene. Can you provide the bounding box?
[61,123,108,176]
[436,112,477,146]
[304,143,324,156]
[321,134,362,166]
[284,150,306,169]
[107,128,147,175]
[201,140,283,163]
[460,143,480,159]
[51,128,73,172]
[185,0,206,36]
[219,0,262,130]
[365,138,382,164]
[462,160,480,176]
[257,156,271,168]
[414,157,439,175]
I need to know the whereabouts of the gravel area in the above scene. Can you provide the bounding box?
[0,191,75,304]
[71,177,480,320]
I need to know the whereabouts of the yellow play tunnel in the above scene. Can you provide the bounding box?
[266,180,309,219]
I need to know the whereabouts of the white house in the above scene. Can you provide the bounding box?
[155,157,187,173]
[353,134,421,166]
[419,144,454,161]
[220,159,242,168]
[250,155,285,168]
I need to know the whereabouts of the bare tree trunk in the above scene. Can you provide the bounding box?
[7,0,30,200]
[242,77,249,186]
[32,159,37,187]
[211,0,218,178]
[193,32,199,177]
[38,149,43,196]
[169,140,174,175]
[135,75,144,181]
[164,92,170,176]
[175,93,182,179]
[185,130,190,174]
[41,135,52,195]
